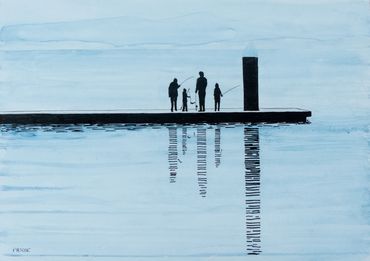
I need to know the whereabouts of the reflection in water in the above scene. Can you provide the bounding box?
[182,127,188,155]
[3,123,264,256]
[197,127,207,197]
[214,127,222,168]
[168,127,178,183]
[244,128,262,255]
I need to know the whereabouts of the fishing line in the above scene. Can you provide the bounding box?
[223,85,241,96]
[188,88,196,105]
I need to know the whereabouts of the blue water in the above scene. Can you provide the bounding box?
[0,121,368,260]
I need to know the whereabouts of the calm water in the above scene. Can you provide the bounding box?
[0,121,369,260]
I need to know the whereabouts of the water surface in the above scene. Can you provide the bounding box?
[0,122,368,260]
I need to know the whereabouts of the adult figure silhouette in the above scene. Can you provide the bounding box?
[195,71,207,112]
[214,83,223,111]
[168,78,181,112]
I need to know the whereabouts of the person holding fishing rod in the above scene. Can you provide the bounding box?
[214,83,223,111]
[213,83,240,111]
[168,77,194,112]
[168,78,181,112]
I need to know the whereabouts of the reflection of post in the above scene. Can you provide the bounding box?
[244,128,262,255]
[168,127,178,183]
[182,127,188,155]
[197,127,207,197]
[214,127,222,168]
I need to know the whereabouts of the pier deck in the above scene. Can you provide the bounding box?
[0,108,311,124]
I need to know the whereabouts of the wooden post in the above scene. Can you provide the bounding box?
[243,57,259,111]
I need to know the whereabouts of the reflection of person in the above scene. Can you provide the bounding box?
[182,89,190,112]
[214,83,223,111]
[195,71,207,112]
[168,78,181,112]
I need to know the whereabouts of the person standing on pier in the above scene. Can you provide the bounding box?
[182,88,190,112]
[195,71,207,112]
[168,78,181,112]
[214,83,223,111]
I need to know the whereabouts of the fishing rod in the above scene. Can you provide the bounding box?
[194,94,198,111]
[223,84,241,96]
[179,76,195,86]
[188,88,198,111]
[177,77,195,111]
[187,88,196,105]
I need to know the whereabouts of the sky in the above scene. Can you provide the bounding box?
[0,0,368,117]
[0,0,369,50]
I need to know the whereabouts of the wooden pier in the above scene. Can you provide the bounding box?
[0,108,311,124]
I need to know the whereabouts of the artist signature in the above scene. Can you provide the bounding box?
[12,248,31,254]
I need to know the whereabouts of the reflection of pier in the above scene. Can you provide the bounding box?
[182,127,188,155]
[167,126,216,197]
[244,128,262,255]
[166,125,262,253]
[214,127,222,168]
[197,127,207,197]
[168,127,178,183]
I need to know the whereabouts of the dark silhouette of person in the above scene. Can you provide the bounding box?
[182,88,190,112]
[195,71,207,112]
[168,78,181,112]
[214,83,223,111]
